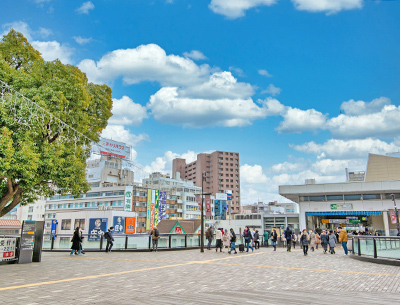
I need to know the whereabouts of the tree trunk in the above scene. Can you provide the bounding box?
[0,183,23,217]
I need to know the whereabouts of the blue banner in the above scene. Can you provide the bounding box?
[159,191,167,220]
[88,218,108,241]
[113,216,125,233]
[50,220,58,240]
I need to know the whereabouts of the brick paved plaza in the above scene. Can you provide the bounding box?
[1,247,400,304]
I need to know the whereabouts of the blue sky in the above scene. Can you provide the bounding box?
[1,0,400,204]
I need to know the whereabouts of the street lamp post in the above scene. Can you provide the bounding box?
[391,194,400,236]
[201,171,206,252]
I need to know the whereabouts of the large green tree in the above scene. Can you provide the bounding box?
[0,29,113,217]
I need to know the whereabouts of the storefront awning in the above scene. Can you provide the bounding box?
[306,211,382,216]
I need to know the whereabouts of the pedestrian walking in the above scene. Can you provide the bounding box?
[206,226,213,250]
[291,232,297,249]
[254,230,260,249]
[243,226,254,252]
[228,228,237,254]
[223,229,231,249]
[104,226,114,253]
[309,230,316,252]
[300,229,309,256]
[263,230,270,247]
[329,230,337,254]
[70,227,82,256]
[216,228,223,252]
[338,226,348,256]
[271,229,278,251]
[320,230,329,254]
[251,228,256,248]
[150,226,160,252]
[284,226,293,252]
[315,232,321,250]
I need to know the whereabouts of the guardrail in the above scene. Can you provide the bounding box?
[352,236,400,260]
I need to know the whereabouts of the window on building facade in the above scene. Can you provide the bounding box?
[326,195,343,201]
[61,219,71,230]
[74,219,85,230]
[344,194,362,200]
[28,206,34,213]
[362,194,381,200]
[309,196,326,201]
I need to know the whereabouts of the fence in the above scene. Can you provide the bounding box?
[352,236,400,260]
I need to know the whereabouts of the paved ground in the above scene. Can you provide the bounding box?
[1,246,400,304]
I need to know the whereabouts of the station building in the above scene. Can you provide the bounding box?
[279,154,400,236]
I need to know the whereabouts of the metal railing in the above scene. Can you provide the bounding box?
[352,236,400,260]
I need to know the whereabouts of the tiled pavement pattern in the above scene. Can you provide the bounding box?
[1,247,400,305]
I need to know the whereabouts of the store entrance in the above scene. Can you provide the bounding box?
[306,214,371,233]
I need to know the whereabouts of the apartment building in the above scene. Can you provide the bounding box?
[172,151,241,214]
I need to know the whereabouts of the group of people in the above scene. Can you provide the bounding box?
[70,226,115,256]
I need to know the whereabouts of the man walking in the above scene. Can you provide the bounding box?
[206,226,213,250]
[105,226,114,253]
[320,230,329,254]
[228,228,237,254]
[263,230,270,247]
[338,226,348,256]
[150,226,160,252]
[284,226,292,252]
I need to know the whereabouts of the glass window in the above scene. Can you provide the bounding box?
[300,196,309,201]
[113,191,125,196]
[309,196,326,201]
[87,192,100,198]
[363,194,381,200]
[61,219,71,230]
[326,195,343,201]
[28,206,34,213]
[384,193,400,200]
[74,219,85,230]
[344,194,362,200]
[103,192,113,197]
[287,217,299,223]
[275,217,285,223]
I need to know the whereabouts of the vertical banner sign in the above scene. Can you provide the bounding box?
[125,217,136,233]
[150,190,156,230]
[146,189,152,230]
[205,195,212,217]
[0,238,16,262]
[196,194,201,209]
[51,220,58,240]
[222,201,227,220]
[19,220,36,264]
[159,191,167,221]
[124,186,133,212]
[389,210,397,224]
[154,190,159,226]
[113,216,125,233]
[88,218,108,241]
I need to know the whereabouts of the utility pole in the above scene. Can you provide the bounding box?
[200,171,206,252]
[391,194,400,236]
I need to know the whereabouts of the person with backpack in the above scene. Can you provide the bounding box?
[206,227,213,250]
[320,230,329,254]
[104,226,114,253]
[228,228,237,254]
[150,226,160,252]
[243,226,254,252]
[263,230,270,247]
[284,226,293,252]
[271,229,278,251]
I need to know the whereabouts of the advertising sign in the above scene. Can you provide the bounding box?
[0,238,16,261]
[98,137,131,159]
[19,220,36,264]
[146,189,152,230]
[205,195,212,217]
[125,217,136,233]
[88,218,108,241]
[113,216,125,233]
[216,193,227,200]
[175,225,182,234]
[51,219,58,239]
[154,190,159,226]
[159,191,167,220]
[124,186,133,212]
[389,210,397,224]
[196,194,201,209]
[150,190,156,230]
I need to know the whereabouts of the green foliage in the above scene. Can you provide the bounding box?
[0,29,113,216]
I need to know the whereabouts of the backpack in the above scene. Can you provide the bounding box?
[206,229,211,238]
[104,232,110,240]
[154,229,159,237]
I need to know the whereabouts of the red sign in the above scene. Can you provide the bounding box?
[125,217,136,233]
[389,210,397,224]
[175,226,182,234]
[205,195,212,217]
[3,251,14,258]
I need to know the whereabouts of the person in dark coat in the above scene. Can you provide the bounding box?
[284,226,293,252]
[320,230,329,254]
[254,230,260,249]
[228,228,237,254]
[105,227,114,253]
[243,226,254,252]
[70,227,82,256]
[300,229,309,256]
[271,229,278,251]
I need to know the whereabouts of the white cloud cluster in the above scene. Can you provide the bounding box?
[143,150,199,175]
[1,21,73,64]
[76,1,95,14]
[277,107,327,133]
[209,0,277,19]
[183,50,207,60]
[108,96,148,126]
[261,84,281,96]
[258,69,272,77]
[73,36,93,45]
[292,0,363,14]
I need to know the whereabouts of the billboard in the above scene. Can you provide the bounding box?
[146,189,152,230]
[113,216,125,233]
[97,137,131,159]
[159,191,167,220]
[154,190,159,226]
[205,195,212,217]
[0,238,16,261]
[125,217,136,233]
[124,186,133,212]
[216,193,227,200]
[88,218,108,241]
[150,190,156,230]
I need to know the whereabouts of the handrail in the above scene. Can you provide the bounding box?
[351,236,400,260]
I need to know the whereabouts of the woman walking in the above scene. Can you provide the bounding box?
[309,230,316,252]
[291,232,297,249]
[243,226,254,252]
[223,228,231,249]
[254,230,260,249]
[300,229,309,256]
[70,227,82,256]
[329,230,337,254]
[216,228,223,252]
[320,230,329,254]
[271,229,278,251]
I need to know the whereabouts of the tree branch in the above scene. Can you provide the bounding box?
[0,181,19,214]
[48,132,59,144]
[0,187,23,217]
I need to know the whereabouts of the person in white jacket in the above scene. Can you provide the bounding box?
[215,228,223,252]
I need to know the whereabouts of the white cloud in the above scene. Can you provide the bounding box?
[340,97,391,116]
[31,40,74,64]
[2,21,32,40]
[143,150,200,175]
[38,27,52,38]
[78,44,212,86]
[209,0,277,19]
[108,96,148,126]
[292,0,363,14]
[277,107,327,133]
[183,50,207,60]
[271,161,309,173]
[291,138,400,159]
[229,66,245,77]
[101,125,149,151]
[258,69,272,77]
[241,164,268,183]
[73,36,93,45]
[261,84,281,96]
[76,1,95,14]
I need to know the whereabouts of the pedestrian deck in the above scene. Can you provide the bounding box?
[1,247,400,304]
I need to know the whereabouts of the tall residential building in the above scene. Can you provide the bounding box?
[172,151,241,214]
